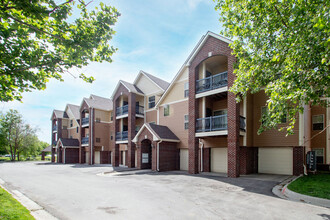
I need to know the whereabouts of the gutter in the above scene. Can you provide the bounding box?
[199,139,203,172]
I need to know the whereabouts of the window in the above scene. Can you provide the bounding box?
[135,126,141,133]
[261,106,287,124]
[62,126,67,130]
[70,136,72,139]
[213,109,227,116]
[280,114,287,124]
[70,120,73,127]
[312,115,324,130]
[96,118,101,123]
[96,138,101,143]
[314,149,324,164]
[184,82,189,98]
[164,105,170,116]
[110,132,113,140]
[110,112,113,121]
[76,127,79,133]
[148,96,155,109]
[184,115,189,130]
[149,121,156,124]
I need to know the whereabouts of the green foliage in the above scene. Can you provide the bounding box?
[0,109,47,161]
[288,174,330,200]
[0,187,35,219]
[215,0,329,134]
[0,0,120,101]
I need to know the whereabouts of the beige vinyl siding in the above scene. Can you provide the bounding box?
[135,74,163,95]
[258,147,293,175]
[211,148,228,173]
[95,110,111,122]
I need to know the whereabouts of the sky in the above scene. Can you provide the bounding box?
[1,0,223,143]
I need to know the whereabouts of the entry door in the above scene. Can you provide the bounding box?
[211,148,228,173]
[85,152,90,164]
[94,151,100,164]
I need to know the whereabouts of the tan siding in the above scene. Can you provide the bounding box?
[203,136,227,148]
[146,110,157,123]
[311,105,327,156]
[161,80,187,105]
[159,101,188,149]
[252,91,299,147]
[135,74,163,95]
[95,110,110,122]
[94,123,110,149]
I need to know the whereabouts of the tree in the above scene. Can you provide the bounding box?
[0,0,120,101]
[215,0,329,134]
[0,109,38,161]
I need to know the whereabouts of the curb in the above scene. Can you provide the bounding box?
[272,175,330,209]
[0,178,58,220]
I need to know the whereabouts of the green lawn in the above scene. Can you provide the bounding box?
[0,156,49,162]
[0,187,34,220]
[288,173,330,200]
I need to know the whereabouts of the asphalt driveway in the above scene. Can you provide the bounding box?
[0,162,329,220]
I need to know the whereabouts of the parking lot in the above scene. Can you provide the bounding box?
[0,162,329,220]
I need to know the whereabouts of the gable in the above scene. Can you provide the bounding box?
[135,74,163,95]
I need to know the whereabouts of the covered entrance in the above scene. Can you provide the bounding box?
[140,139,152,169]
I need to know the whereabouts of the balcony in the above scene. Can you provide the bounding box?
[196,71,228,96]
[52,140,57,146]
[82,117,89,126]
[196,115,227,133]
[196,114,246,136]
[52,125,57,132]
[116,105,128,117]
[116,131,128,141]
[82,137,89,145]
[136,105,144,115]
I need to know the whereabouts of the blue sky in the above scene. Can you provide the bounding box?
[1,0,223,143]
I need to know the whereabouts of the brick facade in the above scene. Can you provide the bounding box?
[293,146,304,176]
[188,36,239,177]
[239,147,258,175]
[158,142,179,171]
[65,148,79,164]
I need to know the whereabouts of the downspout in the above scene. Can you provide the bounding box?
[91,108,94,165]
[199,139,203,172]
[157,140,163,171]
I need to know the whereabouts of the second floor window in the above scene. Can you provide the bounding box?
[96,118,101,123]
[70,120,73,127]
[184,115,189,130]
[96,138,101,143]
[76,127,79,133]
[164,105,170,116]
[110,112,113,121]
[184,82,189,98]
[312,115,324,130]
[149,96,155,109]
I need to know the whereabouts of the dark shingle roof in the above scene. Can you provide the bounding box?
[83,96,113,111]
[142,71,170,91]
[59,138,79,147]
[42,145,52,152]
[120,80,144,94]
[67,104,80,120]
[148,123,179,141]
[53,110,68,119]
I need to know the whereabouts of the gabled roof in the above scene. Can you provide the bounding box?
[132,123,180,143]
[134,70,170,91]
[66,104,80,120]
[155,31,232,108]
[51,109,68,120]
[110,80,144,99]
[41,145,52,152]
[81,96,113,111]
[57,138,79,148]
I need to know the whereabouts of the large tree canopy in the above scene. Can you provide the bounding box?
[215,0,329,134]
[0,0,120,101]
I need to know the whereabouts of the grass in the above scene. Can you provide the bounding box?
[0,155,51,162]
[0,187,34,220]
[288,173,330,200]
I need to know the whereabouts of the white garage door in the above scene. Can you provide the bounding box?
[94,151,100,164]
[211,148,228,173]
[180,149,188,171]
[258,148,293,175]
[85,152,89,164]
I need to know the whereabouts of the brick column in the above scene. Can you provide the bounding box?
[227,55,240,178]
[188,66,199,174]
[293,146,304,176]
[127,92,136,168]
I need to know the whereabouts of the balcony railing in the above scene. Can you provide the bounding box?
[52,125,57,132]
[196,71,228,94]
[82,117,89,126]
[82,137,89,145]
[52,140,57,146]
[196,115,227,132]
[116,105,129,116]
[136,105,144,115]
[240,116,246,131]
[116,131,128,141]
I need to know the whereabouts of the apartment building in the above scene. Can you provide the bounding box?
[50,104,80,164]
[51,31,329,176]
[79,94,113,165]
[110,71,170,168]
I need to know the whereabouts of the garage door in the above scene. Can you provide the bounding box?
[211,148,227,173]
[94,151,100,164]
[85,152,89,164]
[180,149,188,171]
[258,148,293,175]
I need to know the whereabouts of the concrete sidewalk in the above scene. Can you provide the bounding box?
[272,175,330,208]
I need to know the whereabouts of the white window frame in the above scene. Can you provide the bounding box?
[312,114,324,130]
[148,96,155,109]
[184,82,189,98]
[184,115,189,130]
[164,104,170,116]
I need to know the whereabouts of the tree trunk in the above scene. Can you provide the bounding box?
[17,151,20,161]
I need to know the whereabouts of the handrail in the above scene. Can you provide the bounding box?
[196,71,228,94]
